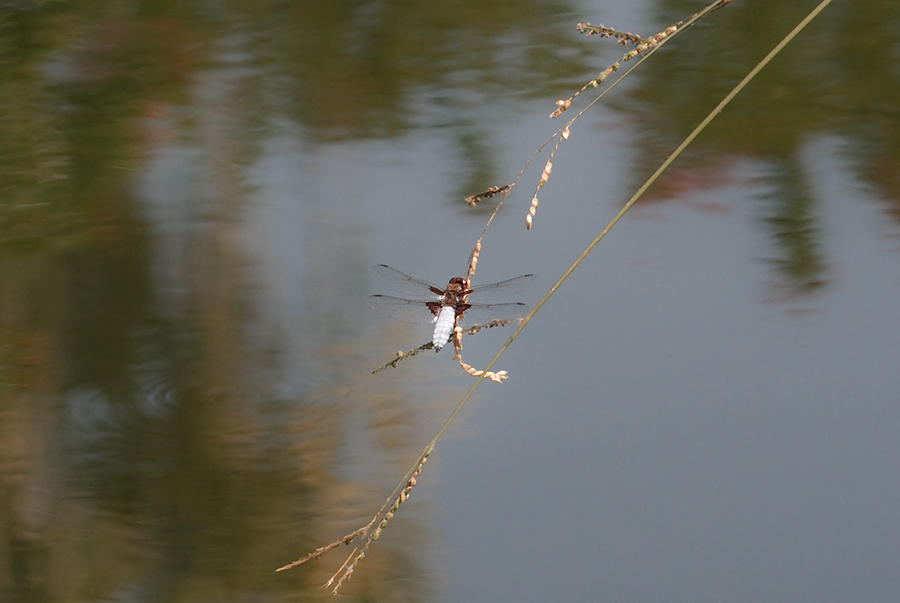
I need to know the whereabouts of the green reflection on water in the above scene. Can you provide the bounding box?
[0,1,593,600]
[1,0,898,600]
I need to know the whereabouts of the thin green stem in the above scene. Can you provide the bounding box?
[490,0,833,373]
[442,0,834,424]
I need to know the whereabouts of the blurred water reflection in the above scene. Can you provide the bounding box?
[2,1,900,602]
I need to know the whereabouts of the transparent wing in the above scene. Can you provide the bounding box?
[367,296,530,327]
[466,274,537,301]
[367,295,438,324]
[456,301,530,327]
[371,264,442,298]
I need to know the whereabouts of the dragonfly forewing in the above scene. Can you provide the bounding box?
[466,274,538,301]
[371,264,443,297]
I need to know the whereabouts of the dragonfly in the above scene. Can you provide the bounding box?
[367,264,537,352]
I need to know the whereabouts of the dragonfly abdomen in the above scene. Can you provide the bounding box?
[432,306,456,352]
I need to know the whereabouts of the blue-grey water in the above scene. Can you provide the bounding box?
[1,1,898,602]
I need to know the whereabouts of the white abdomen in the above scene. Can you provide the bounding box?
[432,306,456,352]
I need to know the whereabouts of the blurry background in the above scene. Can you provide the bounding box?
[1,1,899,602]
